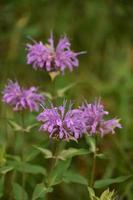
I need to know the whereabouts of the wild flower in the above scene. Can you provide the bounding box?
[2,80,44,111]
[26,34,85,73]
[80,100,122,137]
[37,102,86,140]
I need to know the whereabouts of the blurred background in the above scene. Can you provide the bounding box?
[0,0,133,199]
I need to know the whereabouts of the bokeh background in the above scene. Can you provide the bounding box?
[0,0,133,199]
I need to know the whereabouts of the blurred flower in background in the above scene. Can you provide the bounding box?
[2,80,44,111]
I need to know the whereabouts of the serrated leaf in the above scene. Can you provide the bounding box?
[48,159,71,186]
[94,175,132,189]
[63,171,88,185]
[13,182,28,200]
[58,148,89,160]
[34,146,53,159]
[32,183,53,200]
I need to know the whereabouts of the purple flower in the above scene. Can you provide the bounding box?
[26,34,85,73]
[81,100,122,137]
[2,80,44,111]
[37,102,86,140]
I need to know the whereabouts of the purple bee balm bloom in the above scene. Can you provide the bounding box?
[2,80,44,112]
[37,103,86,140]
[81,100,122,136]
[26,34,85,73]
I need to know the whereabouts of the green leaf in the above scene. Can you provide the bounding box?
[88,187,99,200]
[25,123,38,132]
[6,154,21,162]
[0,145,6,166]
[57,82,77,97]
[100,189,115,200]
[16,162,46,175]
[41,92,52,100]
[48,159,71,186]
[8,160,46,175]
[8,121,37,133]
[32,183,53,200]
[8,120,22,132]
[96,153,108,160]
[94,175,132,189]
[0,166,14,174]
[25,148,40,162]
[58,148,89,160]
[13,182,28,200]
[34,146,53,159]
[63,171,88,185]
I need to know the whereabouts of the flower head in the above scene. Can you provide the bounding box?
[26,34,85,74]
[2,80,44,111]
[81,100,122,137]
[37,102,86,140]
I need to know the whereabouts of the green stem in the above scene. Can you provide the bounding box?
[90,150,96,187]
[90,137,97,187]
[20,111,26,200]
[3,107,13,200]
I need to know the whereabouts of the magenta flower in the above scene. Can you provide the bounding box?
[2,80,44,111]
[26,34,85,73]
[81,100,122,137]
[37,103,86,140]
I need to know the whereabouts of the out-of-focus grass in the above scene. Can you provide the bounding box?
[0,0,133,199]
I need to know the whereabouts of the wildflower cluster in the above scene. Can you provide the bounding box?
[1,29,124,200]
[26,34,84,73]
[37,101,121,140]
[2,34,122,141]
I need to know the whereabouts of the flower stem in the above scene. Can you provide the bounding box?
[20,111,26,200]
[90,150,96,187]
[90,137,97,187]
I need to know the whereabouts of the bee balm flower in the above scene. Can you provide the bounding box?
[26,34,85,74]
[81,100,122,137]
[2,80,44,112]
[37,103,86,140]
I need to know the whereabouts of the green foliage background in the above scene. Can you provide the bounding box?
[0,0,133,199]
